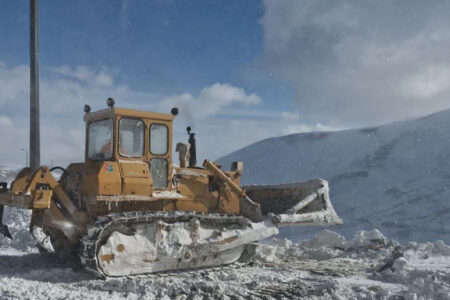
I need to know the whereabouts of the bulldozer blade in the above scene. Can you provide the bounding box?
[244,179,342,227]
[0,205,12,239]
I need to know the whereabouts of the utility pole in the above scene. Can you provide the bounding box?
[30,0,40,171]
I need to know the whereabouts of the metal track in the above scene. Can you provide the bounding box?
[79,211,250,278]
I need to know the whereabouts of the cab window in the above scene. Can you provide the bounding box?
[88,119,114,161]
[119,118,145,158]
[150,158,168,189]
[150,124,168,155]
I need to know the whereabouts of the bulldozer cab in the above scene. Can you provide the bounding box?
[83,105,174,192]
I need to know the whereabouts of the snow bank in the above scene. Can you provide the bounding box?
[0,167,36,251]
[376,240,450,300]
[1,208,35,251]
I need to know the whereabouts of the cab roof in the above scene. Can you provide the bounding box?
[84,107,175,123]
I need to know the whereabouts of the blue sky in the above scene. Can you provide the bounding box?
[0,0,296,166]
[2,0,450,166]
[1,1,279,98]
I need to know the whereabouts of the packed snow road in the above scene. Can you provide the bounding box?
[0,230,449,299]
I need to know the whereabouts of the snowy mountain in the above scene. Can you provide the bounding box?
[219,109,450,243]
[0,166,19,184]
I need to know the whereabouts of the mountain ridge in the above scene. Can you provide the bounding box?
[219,108,450,243]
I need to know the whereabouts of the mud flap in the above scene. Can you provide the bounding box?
[244,179,342,227]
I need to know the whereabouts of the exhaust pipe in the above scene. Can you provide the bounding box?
[187,127,197,167]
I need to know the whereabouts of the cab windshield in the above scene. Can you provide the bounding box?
[88,119,114,161]
[119,118,145,157]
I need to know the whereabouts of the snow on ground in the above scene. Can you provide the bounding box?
[0,229,449,299]
[219,109,450,244]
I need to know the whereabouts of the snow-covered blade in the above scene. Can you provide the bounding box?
[244,179,342,227]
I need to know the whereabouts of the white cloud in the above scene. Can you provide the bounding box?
[280,112,340,135]
[53,65,115,87]
[399,65,450,99]
[0,62,333,167]
[160,83,261,122]
[0,115,12,127]
[0,63,29,105]
[256,0,450,128]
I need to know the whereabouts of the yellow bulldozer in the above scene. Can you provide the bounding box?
[0,98,341,277]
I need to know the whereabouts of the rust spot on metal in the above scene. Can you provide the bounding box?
[184,251,191,259]
[117,244,125,252]
[143,258,159,263]
[100,254,115,263]
[217,236,238,244]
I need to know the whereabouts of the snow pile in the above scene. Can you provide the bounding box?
[2,208,34,251]
[256,230,450,299]
[255,230,450,299]
[219,109,450,243]
[0,167,35,251]
[377,240,450,299]
[256,229,395,263]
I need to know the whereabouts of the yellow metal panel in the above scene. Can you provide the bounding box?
[122,177,152,196]
[32,189,52,209]
[173,167,242,215]
[119,162,150,178]
[98,162,122,195]
[119,162,152,196]
[176,200,209,213]
[114,108,174,122]
[10,168,32,194]
[217,185,240,215]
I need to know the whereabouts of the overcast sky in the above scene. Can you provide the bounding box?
[1,0,450,167]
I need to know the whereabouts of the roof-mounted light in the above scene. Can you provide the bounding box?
[107,97,115,108]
